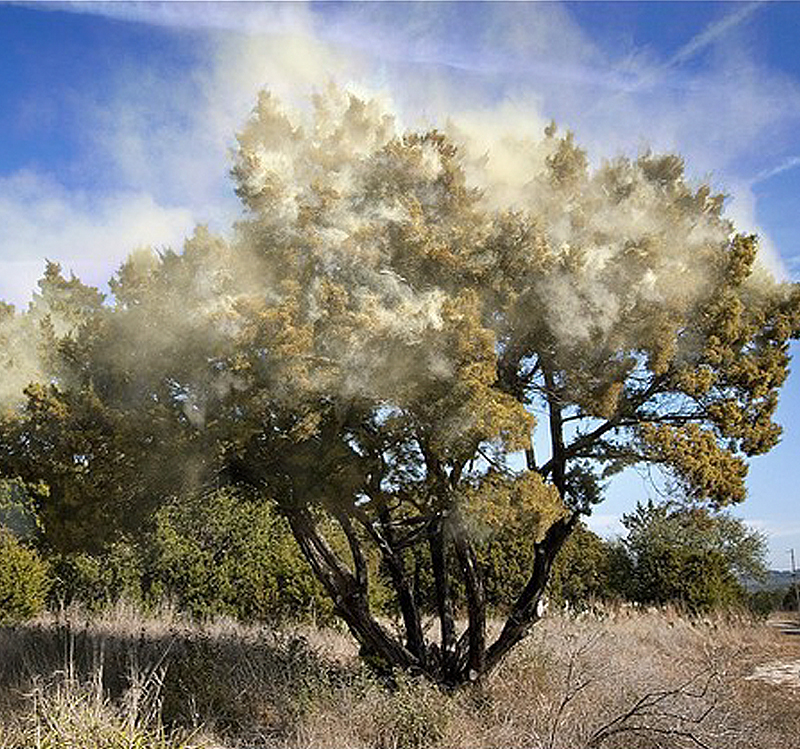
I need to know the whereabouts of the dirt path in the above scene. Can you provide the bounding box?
[748,659,800,688]
[746,615,800,689]
[768,616,800,637]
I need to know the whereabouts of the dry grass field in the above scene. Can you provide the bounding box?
[0,605,798,749]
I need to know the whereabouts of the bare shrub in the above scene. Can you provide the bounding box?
[1,606,798,748]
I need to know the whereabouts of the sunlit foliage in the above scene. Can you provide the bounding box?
[0,86,798,683]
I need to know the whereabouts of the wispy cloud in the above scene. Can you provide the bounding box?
[43,1,314,35]
[0,171,194,306]
[731,514,800,568]
[747,518,800,540]
[754,155,800,185]
[4,0,800,303]
[665,2,763,70]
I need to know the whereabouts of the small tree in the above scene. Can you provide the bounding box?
[0,529,50,624]
[611,501,767,612]
[0,87,798,684]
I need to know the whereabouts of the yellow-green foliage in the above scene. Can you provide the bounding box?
[639,423,749,506]
[461,470,564,542]
[0,529,49,624]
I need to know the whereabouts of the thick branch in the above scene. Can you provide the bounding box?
[539,373,672,478]
[352,497,427,663]
[419,440,459,680]
[543,365,567,495]
[525,431,537,471]
[331,506,368,589]
[484,512,579,675]
[451,520,486,682]
[287,507,420,672]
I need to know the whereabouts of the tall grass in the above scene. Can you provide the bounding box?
[1,604,797,748]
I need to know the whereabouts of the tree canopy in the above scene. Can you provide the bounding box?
[1,86,799,684]
[611,501,768,612]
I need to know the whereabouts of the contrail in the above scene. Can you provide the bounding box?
[624,1,763,94]
[665,1,762,70]
[754,155,800,185]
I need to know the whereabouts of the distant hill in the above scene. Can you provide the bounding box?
[742,569,798,593]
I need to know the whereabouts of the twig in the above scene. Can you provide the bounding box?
[585,667,720,748]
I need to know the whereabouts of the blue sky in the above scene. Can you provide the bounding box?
[1,1,799,568]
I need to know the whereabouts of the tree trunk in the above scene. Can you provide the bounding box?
[428,512,458,680]
[484,512,578,675]
[451,519,486,682]
[287,507,420,673]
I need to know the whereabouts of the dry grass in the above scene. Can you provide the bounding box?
[0,604,798,748]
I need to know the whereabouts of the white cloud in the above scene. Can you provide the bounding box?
[6,2,800,299]
[0,170,194,306]
[585,513,625,540]
[2,8,363,305]
[45,1,315,36]
[720,179,788,279]
[744,516,800,540]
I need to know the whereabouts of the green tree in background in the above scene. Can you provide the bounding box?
[0,478,44,544]
[0,87,798,684]
[146,488,330,622]
[0,478,50,624]
[612,501,768,613]
[546,523,614,608]
[44,490,330,623]
[0,262,221,554]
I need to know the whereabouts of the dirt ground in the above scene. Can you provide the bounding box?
[746,613,800,689]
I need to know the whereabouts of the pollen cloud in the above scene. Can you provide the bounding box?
[1,2,799,416]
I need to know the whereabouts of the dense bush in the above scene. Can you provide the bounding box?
[634,545,744,611]
[0,478,43,543]
[0,529,50,623]
[5,472,774,625]
[782,585,800,612]
[546,523,614,607]
[609,502,766,614]
[477,521,614,611]
[42,489,332,623]
[48,541,144,611]
[145,489,331,623]
[746,587,790,618]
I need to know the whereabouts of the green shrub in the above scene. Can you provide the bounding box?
[610,502,763,614]
[547,523,614,608]
[146,489,331,622]
[0,477,44,544]
[48,540,144,611]
[782,585,800,612]
[747,587,788,618]
[42,489,333,623]
[0,529,50,623]
[475,522,614,612]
